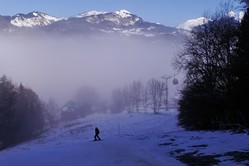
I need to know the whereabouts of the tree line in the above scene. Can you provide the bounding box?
[0,75,59,149]
[175,2,249,131]
[110,78,177,114]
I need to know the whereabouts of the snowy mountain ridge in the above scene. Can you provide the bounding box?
[0,10,245,41]
[228,11,245,22]
[10,11,60,27]
[176,17,209,31]
[8,10,139,28]
[74,10,107,18]
[0,9,190,40]
[114,9,133,18]
[1,10,245,32]
[0,9,181,41]
[74,9,142,26]
[176,11,245,31]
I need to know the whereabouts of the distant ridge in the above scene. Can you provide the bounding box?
[0,9,183,43]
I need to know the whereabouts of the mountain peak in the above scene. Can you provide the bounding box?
[228,11,245,22]
[114,9,132,18]
[176,17,209,31]
[74,9,133,19]
[177,11,245,31]
[10,11,59,27]
[31,11,45,16]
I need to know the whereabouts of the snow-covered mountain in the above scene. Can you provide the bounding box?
[0,10,245,39]
[10,11,60,27]
[176,11,245,31]
[0,10,182,42]
[43,9,180,40]
[176,17,209,31]
[228,11,245,22]
[73,9,143,26]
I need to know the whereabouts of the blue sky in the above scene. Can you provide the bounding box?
[0,0,239,27]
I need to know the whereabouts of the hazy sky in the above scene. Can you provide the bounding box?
[0,0,240,27]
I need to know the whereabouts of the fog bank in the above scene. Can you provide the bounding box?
[0,35,179,105]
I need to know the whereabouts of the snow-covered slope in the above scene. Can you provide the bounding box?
[74,10,133,19]
[0,111,181,166]
[0,111,248,166]
[228,11,245,22]
[176,17,209,31]
[115,9,133,18]
[10,11,60,27]
[71,9,142,26]
[177,11,245,31]
[74,10,107,18]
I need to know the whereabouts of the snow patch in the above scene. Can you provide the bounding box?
[115,10,132,18]
[33,12,38,17]
[176,17,209,31]
[147,26,155,31]
[74,10,107,18]
[228,11,245,22]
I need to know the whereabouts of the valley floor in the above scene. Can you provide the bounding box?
[0,110,248,166]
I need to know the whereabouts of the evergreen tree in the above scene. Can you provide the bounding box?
[230,8,249,128]
[0,75,45,148]
[14,85,44,141]
[0,76,17,146]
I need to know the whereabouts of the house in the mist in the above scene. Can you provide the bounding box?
[60,101,91,121]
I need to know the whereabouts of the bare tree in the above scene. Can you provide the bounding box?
[147,79,165,114]
[130,80,144,113]
[45,98,60,125]
[174,2,240,129]
[141,87,150,113]
[110,88,125,113]
[123,85,134,113]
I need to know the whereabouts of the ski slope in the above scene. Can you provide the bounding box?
[0,110,248,165]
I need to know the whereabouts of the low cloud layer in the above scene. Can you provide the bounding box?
[0,35,179,105]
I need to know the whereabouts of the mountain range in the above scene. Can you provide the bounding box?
[0,9,242,41]
[0,10,188,42]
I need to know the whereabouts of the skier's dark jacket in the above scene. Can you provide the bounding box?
[95,128,100,135]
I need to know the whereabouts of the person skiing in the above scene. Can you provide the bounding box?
[94,127,101,141]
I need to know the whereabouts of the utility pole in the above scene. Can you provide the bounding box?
[118,121,120,138]
[162,75,172,111]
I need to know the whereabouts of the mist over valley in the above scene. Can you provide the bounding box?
[0,10,183,106]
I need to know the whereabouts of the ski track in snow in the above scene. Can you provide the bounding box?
[0,110,248,166]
